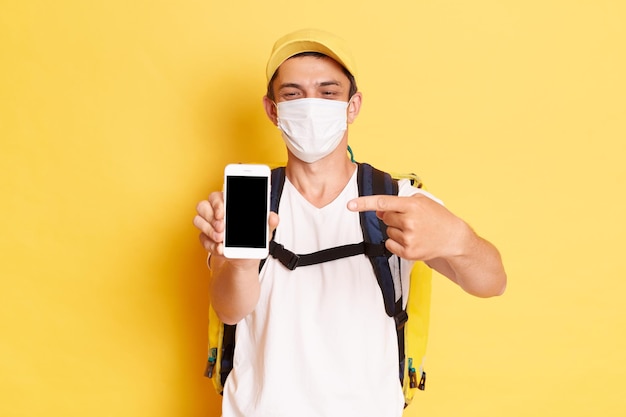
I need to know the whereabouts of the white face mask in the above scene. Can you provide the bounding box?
[276,98,348,163]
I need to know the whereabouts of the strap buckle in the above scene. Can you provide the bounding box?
[284,251,300,270]
[269,241,301,270]
[394,310,409,330]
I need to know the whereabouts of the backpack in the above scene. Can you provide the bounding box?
[205,162,432,407]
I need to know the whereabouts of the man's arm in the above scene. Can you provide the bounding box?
[193,192,279,324]
[424,225,506,297]
[347,193,507,297]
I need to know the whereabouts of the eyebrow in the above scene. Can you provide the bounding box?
[278,80,343,90]
[318,81,342,88]
[278,82,302,90]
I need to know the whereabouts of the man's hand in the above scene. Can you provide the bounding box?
[348,193,507,297]
[347,193,467,262]
[193,191,279,270]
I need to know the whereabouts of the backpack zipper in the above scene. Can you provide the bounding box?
[205,348,217,378]
[408,358,427,390]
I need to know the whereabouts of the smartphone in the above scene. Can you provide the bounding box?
[223,163,271,259]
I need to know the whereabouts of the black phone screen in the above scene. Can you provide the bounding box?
[225,176,268,248]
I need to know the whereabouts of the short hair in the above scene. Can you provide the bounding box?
[266,52,358,101]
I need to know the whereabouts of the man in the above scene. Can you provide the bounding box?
[194,28,506,417]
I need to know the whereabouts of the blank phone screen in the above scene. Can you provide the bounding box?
[225,176,268,248]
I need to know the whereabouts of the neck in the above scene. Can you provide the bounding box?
[285,142,357,208]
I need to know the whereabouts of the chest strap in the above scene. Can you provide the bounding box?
[269,240,391,271]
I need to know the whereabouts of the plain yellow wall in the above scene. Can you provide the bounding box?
[1,1,625,416]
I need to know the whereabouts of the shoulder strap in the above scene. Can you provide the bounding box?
[270,166,286,214]
[258,167,286,272]
[357,164,417,396]
[356,163,400,318]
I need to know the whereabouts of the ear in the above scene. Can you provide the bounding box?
[263,96,278,126]
[347,92,362,124]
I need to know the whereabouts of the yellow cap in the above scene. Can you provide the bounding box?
[265,28,357,82]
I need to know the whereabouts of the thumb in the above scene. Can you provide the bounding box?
[269,212,280,236]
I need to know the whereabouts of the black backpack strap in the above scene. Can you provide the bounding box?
[357,162,412,392]
[259,166,286,272]
[269,167,286,214]
[357,162,400,318]
[219,324,236,391]
[268,240,388,270]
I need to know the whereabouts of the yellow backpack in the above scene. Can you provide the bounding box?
[205,163,432,407]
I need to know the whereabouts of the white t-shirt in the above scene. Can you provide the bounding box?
[221,168,438,417]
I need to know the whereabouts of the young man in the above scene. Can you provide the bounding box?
[194,28,507,417]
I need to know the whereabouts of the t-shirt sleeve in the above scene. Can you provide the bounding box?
[397,179,444,206]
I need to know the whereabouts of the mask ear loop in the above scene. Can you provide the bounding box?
[272,101,279,124]
[347,145,356,163]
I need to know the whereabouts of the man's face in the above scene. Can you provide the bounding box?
[271,55,352,103]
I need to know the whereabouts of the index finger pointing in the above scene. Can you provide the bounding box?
[347,195,402,213]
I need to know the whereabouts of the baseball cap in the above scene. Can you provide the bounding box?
[265,28,358,82]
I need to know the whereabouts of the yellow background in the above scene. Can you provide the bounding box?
[1,1,624,416]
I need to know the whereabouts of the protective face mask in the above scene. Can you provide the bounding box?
[276,98,349,163]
